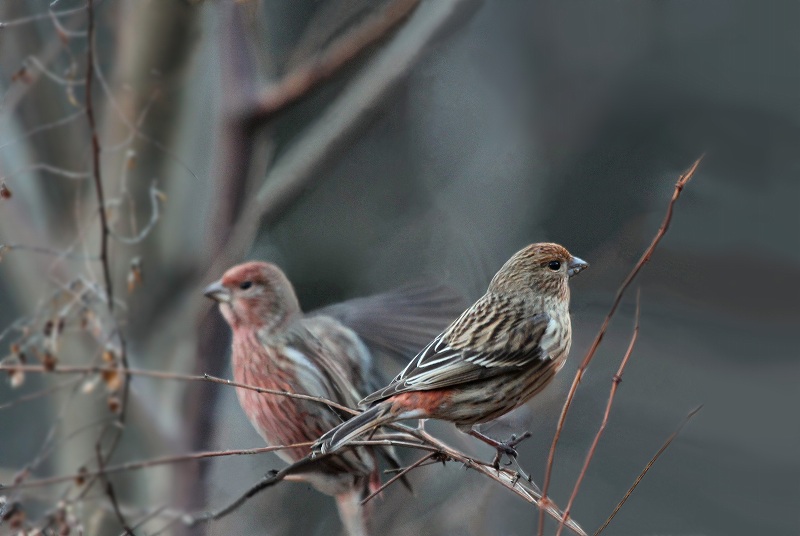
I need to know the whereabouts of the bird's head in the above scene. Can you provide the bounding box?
[204,261,301,332]
[488,243,588,301]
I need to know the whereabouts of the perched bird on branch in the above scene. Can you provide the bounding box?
[315,243,588,468]
[204,262,462,535]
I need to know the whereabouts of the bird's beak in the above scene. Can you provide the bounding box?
[203,280,231,303]
[567,256,589,278]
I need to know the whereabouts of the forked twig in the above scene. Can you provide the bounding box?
[361,452,436,506]
[538,156,703,535]
[594,406,702,535]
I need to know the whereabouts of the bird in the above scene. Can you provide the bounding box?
[314,243,588,468]
[204,261,463,535]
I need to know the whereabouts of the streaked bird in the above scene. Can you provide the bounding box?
[315,243,588,467]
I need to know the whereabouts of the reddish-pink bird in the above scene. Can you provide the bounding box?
[205,262,462,535]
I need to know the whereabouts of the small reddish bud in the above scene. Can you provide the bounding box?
[102,349,116,363]
[101,368,122,392]
[11,65,32,84]
[42,351,58,371]
[107,395,121,414]
[0,182,11,199]
[12,468,29,485]
[74,466,88,486]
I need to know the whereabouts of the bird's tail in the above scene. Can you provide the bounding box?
[316,401,403,454]
[335,488,369,536]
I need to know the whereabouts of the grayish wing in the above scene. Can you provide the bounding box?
[361,311,552,405]
[271,317,371,413]
[310,283,465,364]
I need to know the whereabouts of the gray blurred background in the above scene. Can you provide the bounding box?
[0,0,798,535]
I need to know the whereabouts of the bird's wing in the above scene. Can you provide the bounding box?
[271,317,371,414]
[360,302,552,405]
[309,283,465,364]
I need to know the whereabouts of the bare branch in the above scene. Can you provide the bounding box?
[555,292,641,536]
[3,444,313,491]
[84,0,112,314]
[243,0,421,125]
[361,452,436,505]
[0,364,359,415]
[593,406,703,536]
[82,1,133,530]
[95,443,134,535]
[538,156,703,535]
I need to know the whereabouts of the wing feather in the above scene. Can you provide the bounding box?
[360,293,553,406]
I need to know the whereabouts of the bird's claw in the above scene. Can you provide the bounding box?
[491,431,532,470]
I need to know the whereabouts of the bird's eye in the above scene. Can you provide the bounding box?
[239,281,253,290]
[548,260,561,271]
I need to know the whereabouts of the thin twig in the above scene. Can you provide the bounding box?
[84,1,133,529]
[182,455,332,527]
[0,4,88,28]
[593,406,702,536]
[2,443,312,491]
[95,443,134,535]
[0,243,99,261]
[538,156,703,535]
[0,376,82,410]
[179,420,585,535]
[0,364,358,415]
[0,108,86,151]
[361,452,435,505]
[243,0,421,125]
[555,291,641,536]
[84,0,112,313]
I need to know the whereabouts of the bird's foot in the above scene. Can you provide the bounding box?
[467,428,532,469]
[490,431,532,469]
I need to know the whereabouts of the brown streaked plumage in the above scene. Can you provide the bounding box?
[315,243,588,466]
[204,262,463,535]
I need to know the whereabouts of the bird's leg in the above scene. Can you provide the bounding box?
[467,428,533,469]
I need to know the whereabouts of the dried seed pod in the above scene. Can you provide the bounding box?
[42,351,58,371]
[102,349,116,363]
[74,466,88,486]
[0,182,11,200]
[107,395,121,414]
[101,368,122,392]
